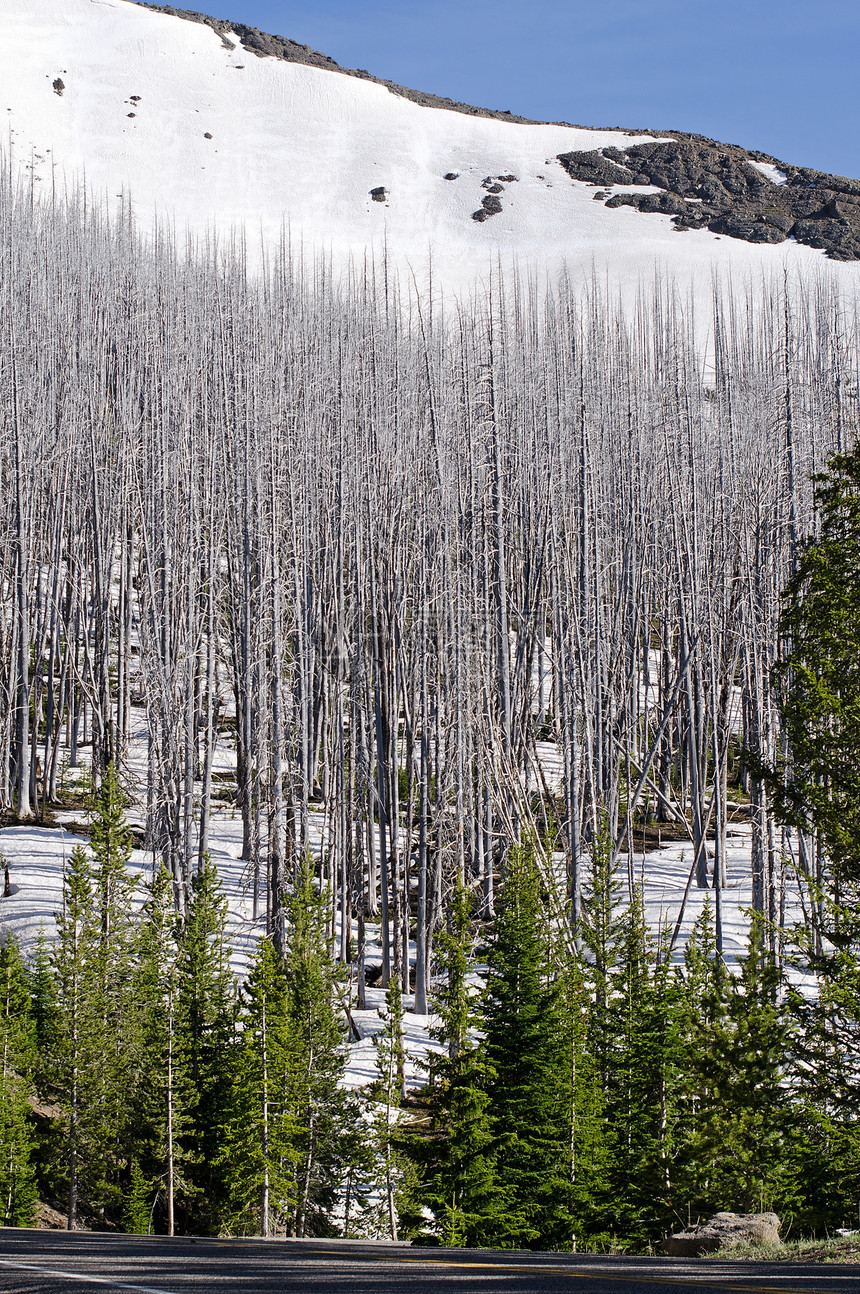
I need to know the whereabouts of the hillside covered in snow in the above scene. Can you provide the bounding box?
[2,0,860,296]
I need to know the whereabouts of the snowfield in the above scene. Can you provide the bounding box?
[1,0,857,299]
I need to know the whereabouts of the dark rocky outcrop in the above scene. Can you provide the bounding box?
[471,176,519,223]
[472,194,503,222]
[52,78,65,96]
[558,137,860,261]
[665,1211,782,1256]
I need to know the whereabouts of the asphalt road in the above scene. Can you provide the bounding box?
[0,1230,856,1293]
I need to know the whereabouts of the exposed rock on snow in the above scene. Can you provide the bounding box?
[472,193,503,220]
[665,1211,782,1256]
[559,137,860,261]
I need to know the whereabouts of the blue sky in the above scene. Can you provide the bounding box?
[184,0,860,178]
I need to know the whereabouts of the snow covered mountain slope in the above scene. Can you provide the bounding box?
[2,0,858,295]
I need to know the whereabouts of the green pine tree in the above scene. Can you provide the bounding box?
[123,1159,153,1235]
[415,878,500,1247]
[780,888,860,1231]
[52,844,98,1229]
[174,856,236,1233]
[0,935,38,1226]
[600,890,678,1246]
[45,828,178,1235]
[372,974,410,1241]
[481,837,574,1250]
[51,767,139,1230]
[85,763,138,1224]
[220,936,300,1236]
[89,763,134,944]
[750,445,860,1227]
[284,857,352,1238]
[126,865,194,1235]
[565,824,626,1247]
[578,814,625,1080]
[758,450,860,885]
[675,912,794,1216]
[28,928,60,1097]
[561,950,610,1249]
[671,897,723,1225]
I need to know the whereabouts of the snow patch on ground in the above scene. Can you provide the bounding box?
[748,160,788,185]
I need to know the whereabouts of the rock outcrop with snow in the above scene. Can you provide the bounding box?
[560,138,860,261]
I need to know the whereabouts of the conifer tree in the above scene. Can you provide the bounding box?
[85,763,138,1223]
[89,764,134,944]
[284,857,352,1237]
[780,888,860,1230]
[220,937,299,1237]
[123,1159,153,1236]
[578,816,625,1076]
[372,976,415,1241]
[416,879,499,1246]
[601,891,677,1244]
[561,951,610,1248]
[675,913,793,1215]
[174,856,236,1232]
[0,935,38,1226]
[27,928,59,1116]
[762,450,860,885]
[482,837,574,1249]
[51,766,138,1229]
[127,865,193,1235]
[569,823,623,1243]
[754,447,860,1223]
[671,898,723,1224]
[52,844,99,1229]
[435,879,474,1064]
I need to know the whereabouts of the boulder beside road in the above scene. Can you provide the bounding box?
[665,1211,782,1256]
